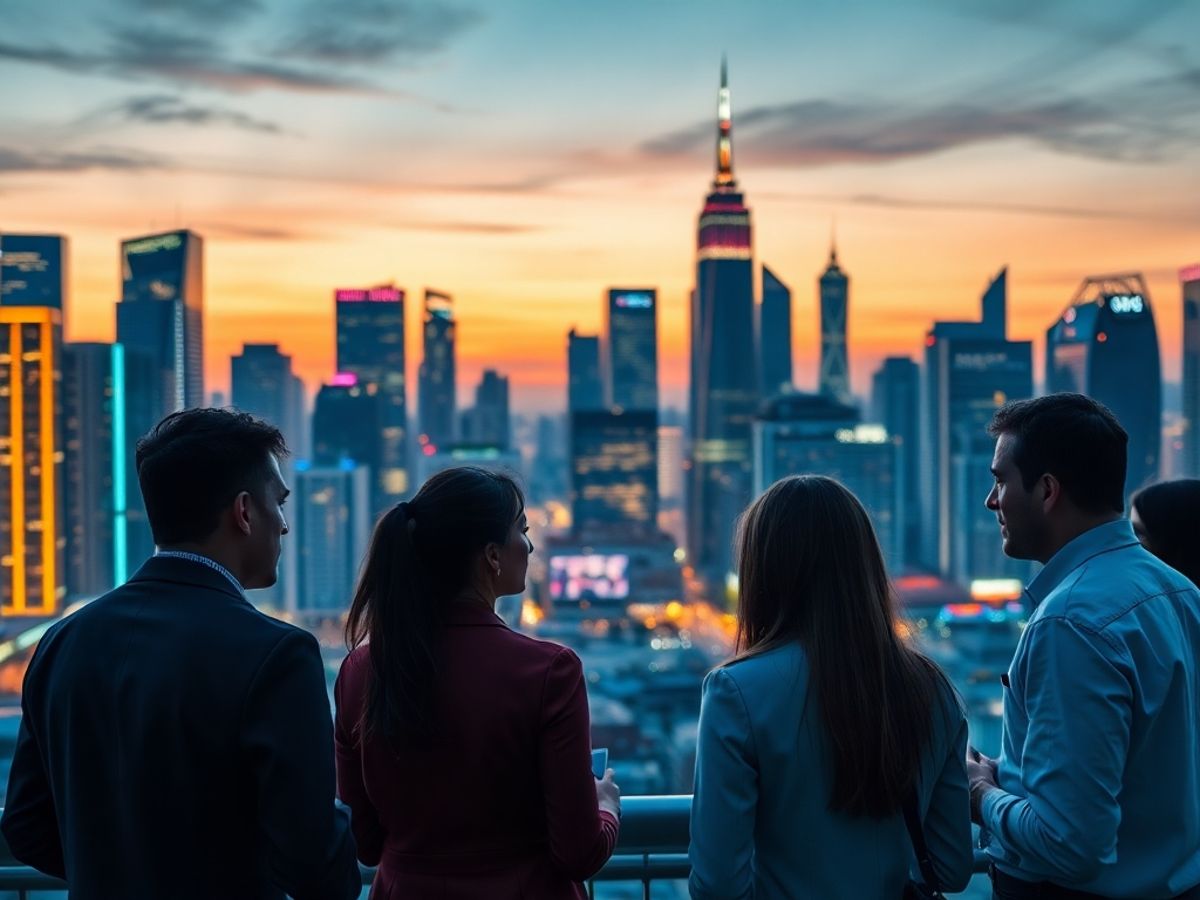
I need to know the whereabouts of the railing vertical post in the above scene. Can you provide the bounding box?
[643,852,651,900]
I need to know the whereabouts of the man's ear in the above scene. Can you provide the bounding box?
[1039,473,1063,515]
[233,491,253,536]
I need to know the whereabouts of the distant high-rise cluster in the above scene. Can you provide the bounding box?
[919,269,1033,585]
[0,60,1184,627]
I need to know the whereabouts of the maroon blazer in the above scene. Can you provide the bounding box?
[334,601,619,899]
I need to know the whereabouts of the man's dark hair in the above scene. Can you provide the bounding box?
[135,408,288,545]
[987,393,1128,514]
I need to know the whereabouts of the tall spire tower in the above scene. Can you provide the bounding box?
[715,56,734,187]
[688,59,758,589]
[818,240,851,404]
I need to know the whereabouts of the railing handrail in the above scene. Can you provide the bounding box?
[0,795,987,894]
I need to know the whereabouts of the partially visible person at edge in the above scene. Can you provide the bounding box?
[689,475,973,900]
[334,466,620,899]
[971,393,1200,899]
[1,408,360,900]
[1131,478,1200,587]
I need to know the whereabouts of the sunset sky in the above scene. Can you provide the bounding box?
[2,0,1197,412]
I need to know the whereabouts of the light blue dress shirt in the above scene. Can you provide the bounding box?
[689,641,973,899]
[982,519,1200,897]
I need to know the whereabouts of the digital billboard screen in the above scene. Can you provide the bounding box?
[122,231,187,303]
[548,554,630,602]
[0,235,65,308]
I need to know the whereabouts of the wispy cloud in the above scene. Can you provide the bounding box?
[643,84,1197,167]
[196,221,317,241]
[386,220,540,234]
[120,0,264,25]
[0,145,168,173]
[278,0,483,65]
[0,28,383,95]
[760,190,1185,223]
[81,94,284,134]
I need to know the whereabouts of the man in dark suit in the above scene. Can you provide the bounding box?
[1,408,360,899]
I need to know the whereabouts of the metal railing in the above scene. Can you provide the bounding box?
[0,796,986,899]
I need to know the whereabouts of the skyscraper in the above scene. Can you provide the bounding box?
[920,268,1032,584]
[568,329,603,413]
[62,342,126,599]
[460,369,510,449]
[570,409,658,535]
[117,230,204,411]
[231,343,305,456]
[0,234,67,309]
[688,59,758,585]
[1,307,66,616]
[818,245,851,404]
[418,289,457,450]
[293,461,371,616]
[116,229,204,570]
[1182,265,1200,478]
[753,393,902,568]
[605,288,658,412]
[1046,273,1162,494]
[335,285,407,509]
[312,376,383,474]
[760,265,792,397]
[872,356,920,563]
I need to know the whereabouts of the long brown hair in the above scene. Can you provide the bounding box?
[732,475,953,818]
[344,466,524,741]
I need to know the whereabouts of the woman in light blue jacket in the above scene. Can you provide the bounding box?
[689,476,973,899]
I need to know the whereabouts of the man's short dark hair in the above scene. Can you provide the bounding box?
[988,393,1128,514]
[136,408,288,545]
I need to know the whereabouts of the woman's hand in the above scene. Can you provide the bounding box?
[595,769,621,820]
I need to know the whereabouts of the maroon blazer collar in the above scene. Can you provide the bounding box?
[443,600,508,627]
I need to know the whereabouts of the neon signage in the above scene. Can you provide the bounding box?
[1106,294,1144,315]
[335,287,402,303]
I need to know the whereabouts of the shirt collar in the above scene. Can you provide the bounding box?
[154,551,244,595]
[1024,518,1140,608]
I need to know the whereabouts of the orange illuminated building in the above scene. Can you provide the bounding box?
[0,307,66,617]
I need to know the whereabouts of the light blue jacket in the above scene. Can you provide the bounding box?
[688,641,973,899]
[982,519,1200,897]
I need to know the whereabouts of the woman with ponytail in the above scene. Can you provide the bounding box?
[688,476,973,899]
[334,467,620,899]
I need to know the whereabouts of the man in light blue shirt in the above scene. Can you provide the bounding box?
[970,393,1200,899]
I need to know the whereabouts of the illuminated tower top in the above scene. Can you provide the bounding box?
[697,58,751,262]
[715,55,734,189]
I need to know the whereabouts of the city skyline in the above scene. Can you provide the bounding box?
[1,0,1197,412]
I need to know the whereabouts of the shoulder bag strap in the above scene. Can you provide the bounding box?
[902,788,944,896]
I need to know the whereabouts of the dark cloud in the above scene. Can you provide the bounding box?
[96,94,283,133]
[0,145,167,174]
[121,0,264,24]
[643,90,1193,167]
[0,28,382,94]
[279,1,483,64]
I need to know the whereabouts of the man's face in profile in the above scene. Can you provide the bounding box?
[243,454,290,590]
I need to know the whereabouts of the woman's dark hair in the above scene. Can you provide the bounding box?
[135,408,287,545]
[345,466,525,741]
[1131,479,1200,586]
[732,475,954,818]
